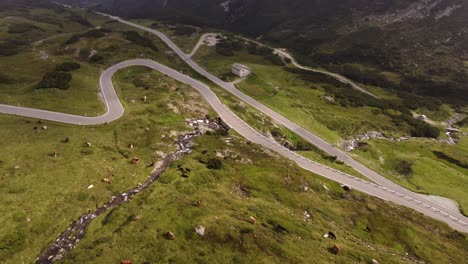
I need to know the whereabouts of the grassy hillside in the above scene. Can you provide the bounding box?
[192,38,468,214]
[85,0,468,104]
[59,133,468,264]
[0,4,467,264]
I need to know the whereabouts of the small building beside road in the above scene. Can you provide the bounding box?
[232,63,252,77]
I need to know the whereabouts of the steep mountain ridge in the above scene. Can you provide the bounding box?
[58,0,468,102]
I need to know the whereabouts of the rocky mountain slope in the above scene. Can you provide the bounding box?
[61,0,468,104]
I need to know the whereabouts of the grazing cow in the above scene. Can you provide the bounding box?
[132,157,140,164]
[166,231,175,240]
[101,178,112,184]
[332,244,340,254]
[328,231,337,240]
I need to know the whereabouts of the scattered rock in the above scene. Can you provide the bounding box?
[166,231,175,240]
[25,218,31,222]
[248,216,257,224]
[322,96,335,103]
[134,215,142,221]
[322,183,329,191]
[14,166,20,169]
[195,225,206,236]
[63,137,69,143]
[85,142,92,147]
[87,185,94,190]
[371,259,379,264]
[42,126,48,130]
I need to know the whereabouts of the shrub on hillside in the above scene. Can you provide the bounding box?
[206,158,223,170]
[215,39,243,56]
[410,122,440,138]
[89,54,104,63]
[173,25,197,36]
[433,151,468,169]
[123,31,158,51]
[64,34,81,45]
[8,23,38,34]
[55,62,80,72]
[68,15,92,27]
[394,160,413,176]
[0,43,18,56]
[81,29,105,38]
[36,71,72,90]
[0,73,12,84]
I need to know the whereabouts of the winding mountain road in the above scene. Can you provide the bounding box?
[0,15,467,233]
[234,35,380,99]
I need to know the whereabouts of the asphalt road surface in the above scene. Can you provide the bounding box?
[0,15,466,232]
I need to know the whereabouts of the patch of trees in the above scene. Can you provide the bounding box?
[24,14,63,27]
[433,151,468,169]
[89,54,104,63]
[81,29,105,38]
[36,62,81,90]
[0,37,28,56]
[123,31,158,51]
[0,73,12,84]
[215,39,243,56]
[68,15,92,28]
[285,67,350,89]
[64,34,81,45]
[287,67,441,138]
[0,42,19,56]
[36,71,72,90]
[8,23,39,34]
[64,29,107,45]
[173,25,197,36]
[247,43,284,65]
[400,75,468,103]
[330,64,396,89]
